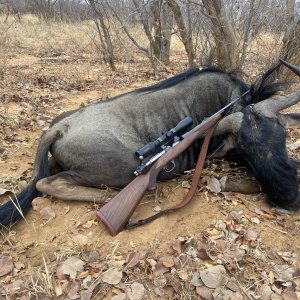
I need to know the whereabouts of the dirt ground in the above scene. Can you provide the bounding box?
[0,18,299,300]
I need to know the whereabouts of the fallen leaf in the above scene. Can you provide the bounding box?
[273,265,294,281]
[68,281,81,299]
[126,282,145,300]
[200,265,227,288]
[191,272,202,287]
[126,252,141,268]
[55,281,63,296]
[178,269,189,281]
[62,256,85,279]
[82,220,97,228]
[160,255,175,268]
[196,286,213,300]
[0,187,11,195]
[82,275,92,289]
[259,284,273,299]
[251,217,260,224]
[154,261,169,275]
[14,261,25,270]
[172,239,182,254]
[72,234,88,246]
[0,255,14,276]
[182,181,191,188]
[165,273,182,293]
[282,287,297,300]
[207,177,221,194]
[10,279,25,295]
[102,268,122,285]
[245,230,258,241]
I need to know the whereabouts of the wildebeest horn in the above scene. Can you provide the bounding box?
[278,113,300,127]
[213,112,244,136]
[280,59,300,77]
[254,91,300,117]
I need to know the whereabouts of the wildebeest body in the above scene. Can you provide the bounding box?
[0,65,299,227]
[49,69,248,187]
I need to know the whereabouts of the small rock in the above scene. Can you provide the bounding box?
[40,207,56,221]
[32,197,50,211]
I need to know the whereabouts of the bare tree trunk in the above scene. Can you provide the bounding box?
[106,0,157,73]
[160,1,173,64]
[88,0,116,71]
[131,0,158,72]
[150,0,162,60]
[279,0,299,80]
[239,0,255,66]
[166,0,196,68]
[202,0,240,72]
[151,0,173,65]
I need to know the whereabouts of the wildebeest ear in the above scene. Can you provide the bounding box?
[213,112,243,136]
[278,113,300,127]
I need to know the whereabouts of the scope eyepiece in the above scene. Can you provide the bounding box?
[135,116,193,160]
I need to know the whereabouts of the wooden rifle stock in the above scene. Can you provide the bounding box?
[97,89,250,235]
[97,113,223,236]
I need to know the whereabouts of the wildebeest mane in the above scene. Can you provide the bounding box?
[136,66,241,93]
[248,63,282,104]
[136,65,282,110]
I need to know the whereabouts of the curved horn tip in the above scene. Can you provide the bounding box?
[279,59,300,77]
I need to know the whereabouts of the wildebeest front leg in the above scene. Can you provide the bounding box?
[36,172,107,203]
[220,176,262,194]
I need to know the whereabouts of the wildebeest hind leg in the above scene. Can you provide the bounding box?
[36,171,106,203]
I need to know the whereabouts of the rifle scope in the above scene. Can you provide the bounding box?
[135,116,193,160]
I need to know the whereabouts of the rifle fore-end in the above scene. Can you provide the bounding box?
[97,113,223,236]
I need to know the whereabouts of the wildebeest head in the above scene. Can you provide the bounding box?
[215,87,300,210]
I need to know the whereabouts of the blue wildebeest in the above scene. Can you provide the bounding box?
[0,63,299,226]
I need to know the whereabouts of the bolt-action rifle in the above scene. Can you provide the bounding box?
[97,90,250,236]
